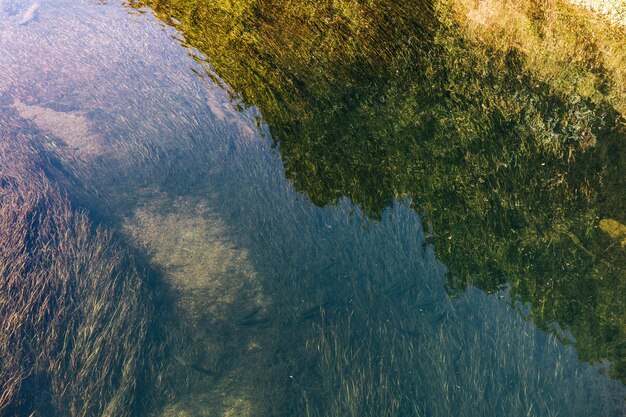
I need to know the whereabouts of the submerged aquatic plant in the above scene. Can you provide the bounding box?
[0,136,166,416]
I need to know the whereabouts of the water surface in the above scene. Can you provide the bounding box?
[0,0,624,416]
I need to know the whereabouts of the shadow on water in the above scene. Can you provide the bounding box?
[0,0,625,416]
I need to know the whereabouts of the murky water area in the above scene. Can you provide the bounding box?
[1,0,625,416]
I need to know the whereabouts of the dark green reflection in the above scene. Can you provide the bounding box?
[127,0,626,383]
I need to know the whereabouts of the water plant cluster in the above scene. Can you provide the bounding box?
[0,114,167,416]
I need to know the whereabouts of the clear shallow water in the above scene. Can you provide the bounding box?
[0,0,625,416]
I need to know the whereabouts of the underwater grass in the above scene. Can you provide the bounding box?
[0,134,167,416]
[225,197,626,417]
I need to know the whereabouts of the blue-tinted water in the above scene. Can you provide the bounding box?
[0,1,624,416]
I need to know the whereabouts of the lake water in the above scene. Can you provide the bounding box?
[1,0,625,416]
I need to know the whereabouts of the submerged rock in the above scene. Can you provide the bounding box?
[12,99,103,156]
